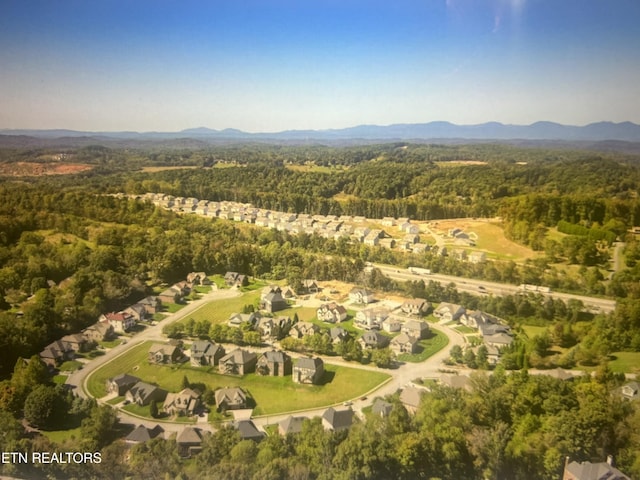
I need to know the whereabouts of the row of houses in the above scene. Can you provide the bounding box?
[149,339,327,385]
[138,193,432,254]
[125,402,356,457]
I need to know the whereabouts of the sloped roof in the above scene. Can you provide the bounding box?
[110,373,140,387]
[399,386,424,409]
[176,427,204,445]
[220,349,257,365]
[371,399,393,417]
[235,420,265,441]
[322,407,353,430]
[295,357,323,370]
[125,424,164,443]
[565,460,630,480]
[279,415,306,435]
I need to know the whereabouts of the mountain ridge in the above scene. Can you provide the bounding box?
[2,121,640,142]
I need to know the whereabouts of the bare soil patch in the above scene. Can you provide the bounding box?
[0,162,93,176]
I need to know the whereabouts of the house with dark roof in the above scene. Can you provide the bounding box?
[190,340,225,367]
[125,381,167,406]
[214,387,247,411]
[329,327,350,344]
[125,424,164,444]
[124,304,147,323]
[39,340,74,368]
[235,420,265,441]
[256,350,292,377]
[322,407,354,431]
[107,373,141,396]
[219,349,258,375]
[358,331,390,350]
[278,415,306,436]
[289,321,320,339]
[177,427,206,458]
[224,271,249,287]
[293,357,324,384]
[138,296,162,314]
[260,290,287,313]
[163,388,201,416]
[563,456,630,480]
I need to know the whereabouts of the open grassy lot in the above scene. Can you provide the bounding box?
[607,352,640,374]
[521,325,548,339]
[87,341,390,416]
[40,427,82,444]
[397,329,449,363]
[180,289,263,325]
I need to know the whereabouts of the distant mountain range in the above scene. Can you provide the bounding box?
[2,121,640,143]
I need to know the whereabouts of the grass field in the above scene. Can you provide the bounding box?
[521,325,548,339]
[179,289,263,325]
[87,341,391,416]
[397,329,449,363]
[607,352,640,374]
[40,427,82,444]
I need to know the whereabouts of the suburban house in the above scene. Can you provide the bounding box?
[228,312,261,328]
[260,290,288,313]
[390,333,420,354]
[125,424,164,444]
[400,299,432,316]
[317,302,348,323]
[177,427,206,458]
[289,321,320,339]
[329,327,350,344]
[402,320,430,340]
[125,381,168,406]
[381,317,402,333]
[255,316,291,340]
[293,357,324,384]
[39,340,74,368]
[61,333,90,353]
[214,387,248,411]
[278,415,306,436]
[123,304,147,323]
[620,382,639,401]
[371,399,393,418]
[358,331,390,350]
[190,340,225,367]
[355,307,389,330]
[186,272,210,285]
[256,350,292,377]
[349,288,375,305]
[138,296,162,314]
[107,373,141,396]
[322,407,354,432]
[562,456,630,480]
[433,303,466,322]
[158,288,182,305]
[163,388,201,416]
[100,312,136,333]
[148,343,183,364]
[483,332,515,348]
[219,349,258,375]
[439,374,473,392]
[301,279,320,294]
[224,271,249,287]
[82,321,115,343]
[235,420,265,442]
[399,386,425,415]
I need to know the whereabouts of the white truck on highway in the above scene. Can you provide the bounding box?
[409,267,431,276]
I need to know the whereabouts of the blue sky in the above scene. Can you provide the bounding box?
[1,0,639,132]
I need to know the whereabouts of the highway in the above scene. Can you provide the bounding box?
[373,264,617,313]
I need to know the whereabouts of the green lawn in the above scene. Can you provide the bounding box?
[454,325,477,334]
[58,360,83,372]
[40,427,82,444]
[87,341,390,416]
[179,289,263,325]
[607,352,640,374]
[397,329,449,363]
[165,303,187,313]
[521,325,548,339]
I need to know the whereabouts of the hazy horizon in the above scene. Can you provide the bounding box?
[2,1,639,132]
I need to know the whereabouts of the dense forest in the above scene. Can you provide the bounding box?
[1,141,640,479]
